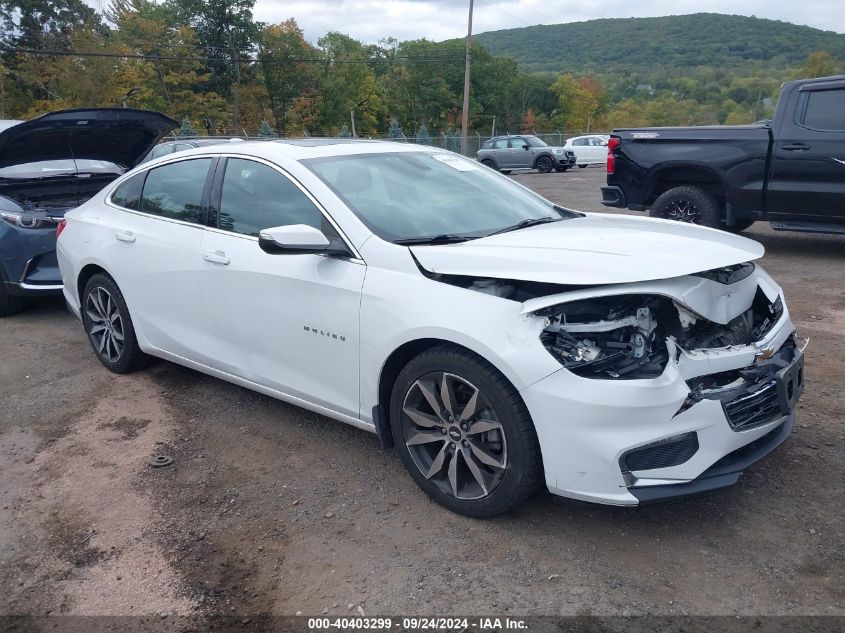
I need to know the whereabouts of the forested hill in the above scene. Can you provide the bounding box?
[474,13,845,74]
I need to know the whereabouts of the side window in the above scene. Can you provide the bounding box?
[111,173,145,210]
[802,89,845,130]
[492,139,508,149]
[481,140,492,150]
[218,158,324,237]
[573,138,588,146]
[139,158,211,223]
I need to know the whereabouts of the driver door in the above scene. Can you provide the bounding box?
[199,156,365,418]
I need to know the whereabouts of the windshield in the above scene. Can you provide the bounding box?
[305,151,567,242]
[524,136,548,148]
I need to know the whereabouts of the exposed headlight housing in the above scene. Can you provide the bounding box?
[552,148,564,155]
[539,295,675,380]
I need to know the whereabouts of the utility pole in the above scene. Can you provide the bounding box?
[460,0,474,156]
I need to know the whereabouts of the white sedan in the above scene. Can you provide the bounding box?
[57,140,803,517]
[563,134,610,167]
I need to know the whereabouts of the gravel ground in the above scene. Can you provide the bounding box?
[1,167,843,625]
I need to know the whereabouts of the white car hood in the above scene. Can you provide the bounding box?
[410,213,764,286]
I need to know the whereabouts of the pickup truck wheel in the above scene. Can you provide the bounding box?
[535,155,554,173]
[650,186,721,229]
[726,219,755,233]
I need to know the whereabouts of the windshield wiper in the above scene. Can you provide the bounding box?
[485,216,560,237]
[393,233,472,246]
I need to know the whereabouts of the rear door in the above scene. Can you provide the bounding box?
[767,80,845,224]
[106,156,218,363]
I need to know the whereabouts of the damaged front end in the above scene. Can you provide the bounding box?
[529,263,804,432]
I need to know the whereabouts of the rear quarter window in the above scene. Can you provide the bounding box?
[111,173,145,210]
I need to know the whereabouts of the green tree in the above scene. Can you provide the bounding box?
[258,19,312,136]
[417,123,431,145]
[388,118,403,139]
[258,119,274,137]
[177,116,198,136]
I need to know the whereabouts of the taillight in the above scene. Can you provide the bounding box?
[56,219,67,239]
[607,137,621,174]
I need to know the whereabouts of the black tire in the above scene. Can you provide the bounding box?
[480,158,496,170]
[535,155,554,174]
[649,185,721,229]
[389,344,543,518]
[578,164,588,168]
[0,267,26,317]
[500,170,512,175]
[554,166,568,173]
[81,273,148,373]
[726,218,755,233]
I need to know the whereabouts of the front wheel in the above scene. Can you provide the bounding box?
[82,273,149,373]
[649,186,721,229]
[390,345,543,518]
[535,155,554,174]
[0,267,26,317]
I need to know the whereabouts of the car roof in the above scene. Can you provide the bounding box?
[144,139,446,164]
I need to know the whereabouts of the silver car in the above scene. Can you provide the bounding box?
[477,135,577,174]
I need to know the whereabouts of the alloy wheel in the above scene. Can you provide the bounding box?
[86,286,124,363]
[663,199,701,223]
[401,372,507,500]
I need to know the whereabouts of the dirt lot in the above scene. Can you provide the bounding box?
[1,167,843,625]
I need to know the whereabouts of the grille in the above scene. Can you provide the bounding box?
[623,432,699,471]
[723,380,781,430]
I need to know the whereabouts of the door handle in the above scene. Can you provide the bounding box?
[115,231,136,243]
[781,143,810,151]
[203,251,230,265]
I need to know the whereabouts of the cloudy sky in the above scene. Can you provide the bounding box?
[248,0,845,43]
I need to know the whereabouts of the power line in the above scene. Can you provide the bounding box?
[0,45,465,65]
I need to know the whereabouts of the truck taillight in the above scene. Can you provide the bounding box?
[607,137,621,174]
[56,219,67,238]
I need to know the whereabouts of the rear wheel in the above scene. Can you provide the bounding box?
[535,155,554,174]
[390,345,543,518]
[82,273,148,373]
[480,158,496,170]
[578,164,588,168]
[0,267,26,317]
[649,185,721,229]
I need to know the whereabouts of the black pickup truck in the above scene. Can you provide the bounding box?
[602,75,845,234]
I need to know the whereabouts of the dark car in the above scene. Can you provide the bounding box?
[477,135,577,173]
[140,137,244,163]
[0,108,176,316]
[602,75,845,234]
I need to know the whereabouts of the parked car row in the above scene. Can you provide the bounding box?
[2,108,804,518]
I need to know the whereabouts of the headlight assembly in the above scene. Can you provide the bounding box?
[0,210,58,229]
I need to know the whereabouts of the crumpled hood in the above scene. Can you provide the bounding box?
[0,108,177,170]
[410,213,764,286]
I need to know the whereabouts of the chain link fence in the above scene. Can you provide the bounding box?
[163,131,609,158]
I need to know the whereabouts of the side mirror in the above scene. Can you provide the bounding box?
[522,144,530,150]
[258,224,349,256]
